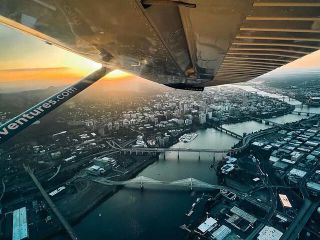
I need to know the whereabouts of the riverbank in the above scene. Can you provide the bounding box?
[251,83,320,107]
[48,126,238,240]
[162,103,294,148]
[67,87,320,240]
[49,108,295,239]
[45,156,157,240]
[49,86,310,239]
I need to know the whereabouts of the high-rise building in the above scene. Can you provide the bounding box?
[114,121,120,130]
[98,126,105,136]
[199,113,206,124]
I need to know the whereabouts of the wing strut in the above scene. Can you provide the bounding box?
[0,67,108,144]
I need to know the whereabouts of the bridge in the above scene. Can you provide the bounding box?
[105,126,280,159]
[47,164,61,181]
[251,117,283,127]
[120,147,232,154]
[89,175,245,194]
[105,140,236,161]
[87,175,294,212]
[212,125,242,139]
[292,111,317,116]
[116,146,243,160]
[88,175,291,194]
[0,178,5,201]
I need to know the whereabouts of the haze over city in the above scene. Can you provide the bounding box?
[1,1,320,240]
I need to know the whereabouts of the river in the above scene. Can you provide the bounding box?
[61,86,320,240]
[71,129,237,240]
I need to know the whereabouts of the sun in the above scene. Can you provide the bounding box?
[58,47,133,78]
[85,60,102,70]
[60,50,132,79]
[106,69,132,79]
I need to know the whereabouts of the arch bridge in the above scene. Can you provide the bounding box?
[89,175,243,193]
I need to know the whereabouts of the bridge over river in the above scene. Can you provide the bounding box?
[90,175,237,192]
[212,125,243,139]
[88,175,291,196]
[292,111,318,116]
[85,175,297,214]
[105,126,279,159]
[106,141,238,160]
[119,147,233,154]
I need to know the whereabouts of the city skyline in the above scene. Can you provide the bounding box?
[2,2,320,239]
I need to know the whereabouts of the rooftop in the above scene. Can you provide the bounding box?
[12,207,28,240]
[307,182,320,192]
[230,206,257,224]
[211,225,231,240]
[288,168,307,178]
[197,217,217,233]
[257,226,282,240]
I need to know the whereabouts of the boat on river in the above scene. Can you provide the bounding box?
[179,133,198,143]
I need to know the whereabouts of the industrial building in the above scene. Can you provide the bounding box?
[278,194,292,208]
[12,207,28,240]
[94,156,115,170]
[253,126,320,191]
[85,165,106,176]
[226,206,257,232]
[257,226,282,240]
[197,217,217,234]
[210,225,231,240]
[306,182,320,194]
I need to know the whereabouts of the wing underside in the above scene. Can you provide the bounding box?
[0,0,319,88]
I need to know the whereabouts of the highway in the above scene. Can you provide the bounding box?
[24,165,79,240]
[104,123,281,161]
[47,164,61,181]
[0,177,5,201]
[281,200,319,240]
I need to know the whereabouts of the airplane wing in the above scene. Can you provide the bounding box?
[0,0,319,90]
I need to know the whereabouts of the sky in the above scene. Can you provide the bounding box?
[0,24,320,92]
[0,24,135,92]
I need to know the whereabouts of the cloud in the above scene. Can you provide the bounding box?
[0,67,68,72]
[0,67,82,83]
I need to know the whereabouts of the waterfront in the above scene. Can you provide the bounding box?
[224,86,320,135]
[57,87,320,240]
[71,129,237,240]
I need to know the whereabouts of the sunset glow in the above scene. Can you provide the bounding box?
[106,70,132,79]
[0,23,319,92]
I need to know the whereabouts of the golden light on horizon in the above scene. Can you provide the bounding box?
[61,53,132,80]
[83,61,102,71]
[60,53,102,74]
[106,69,132,79]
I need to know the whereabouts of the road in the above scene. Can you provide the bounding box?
[24,165,79,240]
[281,200,319,240]
[0,177,5,201]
